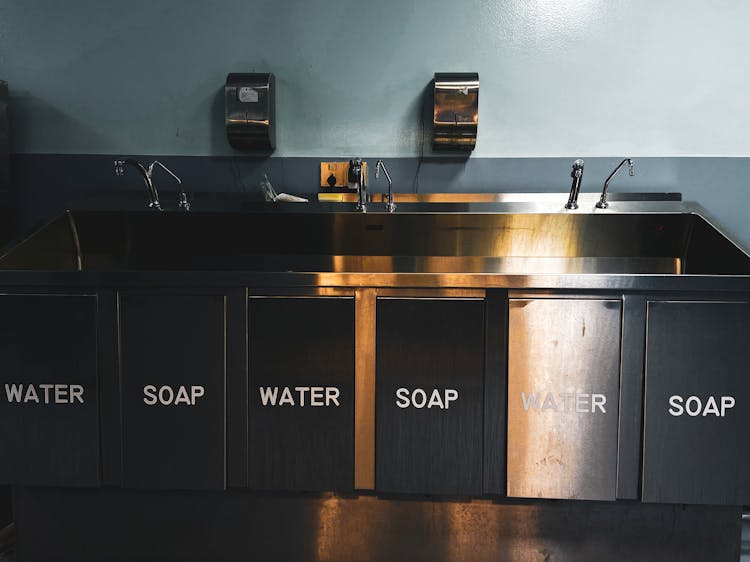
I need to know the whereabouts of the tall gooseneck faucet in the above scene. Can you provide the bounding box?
[350,158,367,212]
[375,159,395,213]
[564,159,585,210]
[596,158,634,209]
[115,159,161,210]
[115,159,187,211]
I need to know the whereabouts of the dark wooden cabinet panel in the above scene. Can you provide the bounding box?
[643,301,750,505]
[0,294,99,486]
[376,298,484,496]
[248,297,355,491]
[507,299,622,501]
[120,294,227,490]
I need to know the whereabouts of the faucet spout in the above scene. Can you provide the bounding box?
[564,159,585,210]
[149,160,187,211]
[114,159,186,211]
[375,159,395,213]
[115,159,162,210]
[596,158,635,209]
[350,158,367,212]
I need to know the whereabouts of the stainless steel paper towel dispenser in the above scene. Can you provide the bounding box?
[225,73,275,151]
[432,72,478,151]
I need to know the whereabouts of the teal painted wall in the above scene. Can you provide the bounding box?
[1,0,750,157]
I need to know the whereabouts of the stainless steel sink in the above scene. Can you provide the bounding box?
[2,206,748,275]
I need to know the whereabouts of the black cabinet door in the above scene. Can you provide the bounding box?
[376,298,484,496]
[643,301,750,505]
[248,297,355,491]
[120,294,226,490]
[0,294,99,486]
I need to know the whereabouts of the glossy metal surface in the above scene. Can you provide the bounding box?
[350,158,367,212]
[564,159,585,210]
[225,73,275,151]
[114,159,162,210]
[507,299,622,500]
[318,191,681,204]
[374,159,395,212]
[2,204,749,276]
[597,158,635,209]
[354,289,376,490]
[433,73,478,150]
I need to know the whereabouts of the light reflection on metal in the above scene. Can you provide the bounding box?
[564,159,585,210]
[1,200,748,279]
[354,288,376,490]
[318,192,679,204]
[597,158,635,209]
[375,160,396,213]
[315,494,341,562]
[225,73,276,151]
[65,210,83,272]
[507,299,622,500]
[433,73,479,151]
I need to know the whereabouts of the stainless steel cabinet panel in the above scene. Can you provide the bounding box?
[248,297,355,491]
[0,294,99,486]
[507,298,621,500]
[376,298,484,496]
[643,301,750,505]
[120,294,227,490]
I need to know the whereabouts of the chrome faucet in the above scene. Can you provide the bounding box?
[114,159,187,211]
[564,159,585,210]
[349,158,367,212]
[375,159,395,213]
[596,158,634,209]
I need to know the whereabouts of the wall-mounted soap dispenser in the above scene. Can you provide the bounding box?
[432,72,478,151]
[225,73,275,151]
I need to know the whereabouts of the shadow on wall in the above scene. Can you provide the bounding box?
[1,81,9,245]
[208,85,274,185]
[7,92,106,153]
[406,80,472,193]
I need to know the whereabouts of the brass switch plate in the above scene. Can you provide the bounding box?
[320,161,367,189]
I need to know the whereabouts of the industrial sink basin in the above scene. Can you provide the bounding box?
[0,207,749,275]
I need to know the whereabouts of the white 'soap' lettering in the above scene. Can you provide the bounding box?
[394,388,459,409]
[668,395,735,417]
[143,385,206,406]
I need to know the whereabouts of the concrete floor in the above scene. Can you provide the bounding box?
[0,517,747,561]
